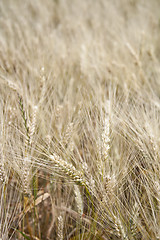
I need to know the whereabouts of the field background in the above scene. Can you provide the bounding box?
[1,0,160,239]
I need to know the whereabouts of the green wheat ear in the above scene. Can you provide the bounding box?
[18,94,30,143]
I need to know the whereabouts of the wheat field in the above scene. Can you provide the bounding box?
[1,0,160,239]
